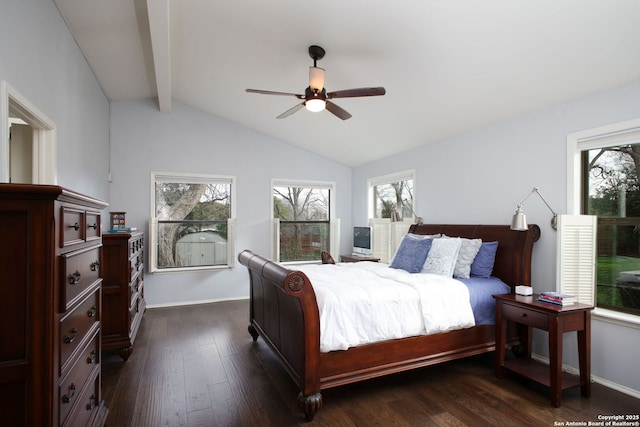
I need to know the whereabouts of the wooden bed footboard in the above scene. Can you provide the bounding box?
[238,224,540,421]
[238,250,323,418]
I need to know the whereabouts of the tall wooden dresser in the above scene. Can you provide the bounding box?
[101,231,146,361]
[0,184,108,427]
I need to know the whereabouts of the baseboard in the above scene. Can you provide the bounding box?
[146,296,249,309]
[531,353,640,399]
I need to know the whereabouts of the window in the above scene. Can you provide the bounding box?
[367,170,417,262]
[272,179,339,263]
[368,170,416,219]
[568,119,640,321]
[150,172,236,272]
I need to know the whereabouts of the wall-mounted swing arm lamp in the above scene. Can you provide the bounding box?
[510,187,558,231]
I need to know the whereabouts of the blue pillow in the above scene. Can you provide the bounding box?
[390,236,433,273]
[470,241,498,278]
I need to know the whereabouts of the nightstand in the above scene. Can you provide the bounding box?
[493,293,594,407]
[339,254,380,263]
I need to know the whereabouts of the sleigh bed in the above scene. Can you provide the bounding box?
[238,223,540,421]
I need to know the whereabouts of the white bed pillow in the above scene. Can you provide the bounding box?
[443,236,482,279]
[422,237,462,277]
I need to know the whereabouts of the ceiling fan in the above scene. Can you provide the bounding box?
[246,45,386,120]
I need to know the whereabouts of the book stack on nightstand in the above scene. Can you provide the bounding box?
[538,291,577,306]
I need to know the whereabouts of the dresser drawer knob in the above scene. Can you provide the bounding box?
[68,271,81,285]
[88,223,98,230]
[521,313,528,317]
[90,261,100,271]
[64,328,78,344]
[62,383,76,403]
[87,305,97,318]
[70,222,80,231]
[87,350,97,364]
[86,394,97,411]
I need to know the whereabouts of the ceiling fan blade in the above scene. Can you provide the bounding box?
[325,101,352,120]
[246,89,304,98]
[276,102,305,119]
[327,87,386,99]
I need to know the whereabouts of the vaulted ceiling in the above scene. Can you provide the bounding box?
[54,0,640,166]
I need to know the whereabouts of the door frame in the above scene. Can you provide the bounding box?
[1,80,56,184]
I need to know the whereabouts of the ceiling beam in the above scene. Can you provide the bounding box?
[146,0,171,112]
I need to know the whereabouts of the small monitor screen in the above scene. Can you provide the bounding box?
[353,226,372,255]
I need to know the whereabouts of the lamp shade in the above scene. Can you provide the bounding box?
[309,66,325,92]
[305,98,326,112]
[511,206,528,231]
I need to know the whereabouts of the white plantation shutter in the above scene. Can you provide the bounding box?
[369,218,390,262]
[390,219,414,258]
[271,218,280,261]
[557,214,597,305]
[226,218,236,268]
[330,218,340,258]
[149,217,158,272]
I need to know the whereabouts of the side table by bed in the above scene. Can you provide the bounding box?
[339,254,380,263]
[493,293,593,407]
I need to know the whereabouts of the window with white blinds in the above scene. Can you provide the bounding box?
[557,214,597,305]
[567,118,640,319]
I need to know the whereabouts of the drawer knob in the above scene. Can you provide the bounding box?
[521,313,528,317]
[87,305,97,318]
[90,261,100,271]
[87,350,98,364]
[64,327,78,344]
[70,222,80,231]
[86,394,97,411]
[88,223,98,230]
[62,383,76,403]
[68,271,81,285]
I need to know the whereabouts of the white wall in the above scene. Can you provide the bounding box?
[352,80,640,394]
[109,99,353,306]
[0,0,110,200]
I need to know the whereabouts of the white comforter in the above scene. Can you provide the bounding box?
[294,262,475,352]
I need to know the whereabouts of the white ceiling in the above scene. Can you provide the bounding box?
[54,0,640,166]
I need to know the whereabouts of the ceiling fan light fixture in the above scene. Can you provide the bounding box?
[305,98,326,112]
[309,66,325,91]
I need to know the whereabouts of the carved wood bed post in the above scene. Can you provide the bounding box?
[283,270,322,421]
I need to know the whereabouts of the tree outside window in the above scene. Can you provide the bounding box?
[373,179,414,219]
[274,185,330,262]
[151,173,235,271]
[584,143,640,315]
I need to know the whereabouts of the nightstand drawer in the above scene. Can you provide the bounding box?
[503,303,548,329]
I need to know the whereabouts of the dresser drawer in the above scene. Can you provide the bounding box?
[60,246,101,311]
[129,272,143,305]
[130,236,144,255]
[502,303,548,329]
[61,368,101,427]
[85,212,102,242]
[129,296,142,331]
[130,254,143,281]
[58,330,100,426]
[60,290,100,371]
[61,207,85,247]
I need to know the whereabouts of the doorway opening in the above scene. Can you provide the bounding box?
[1,81,56,184]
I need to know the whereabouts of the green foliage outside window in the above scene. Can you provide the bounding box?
[585,144,640,315]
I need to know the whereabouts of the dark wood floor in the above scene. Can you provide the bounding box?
[102,300,639,426]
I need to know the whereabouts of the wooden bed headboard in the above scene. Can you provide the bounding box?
[408,224,541,288]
